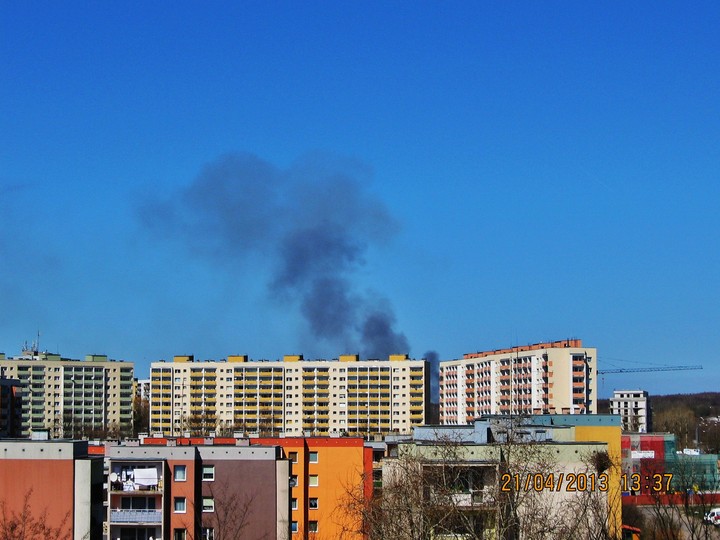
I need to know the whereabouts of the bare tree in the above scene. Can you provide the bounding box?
[0,489,73,540]
[338,418,623,540]
[644,454,720,540]
[178,477,272,540]
[203,478,269,540]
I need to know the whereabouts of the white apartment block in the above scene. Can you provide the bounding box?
[440,339,597,425]
[0,349,134,437]
[609,389,651,432]
[150,354,429,437]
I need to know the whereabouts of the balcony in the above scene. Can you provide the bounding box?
[110,509,162,524]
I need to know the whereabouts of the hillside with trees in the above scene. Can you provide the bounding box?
[599,392,720,452]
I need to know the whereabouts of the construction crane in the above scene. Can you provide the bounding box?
[598,365,702,375]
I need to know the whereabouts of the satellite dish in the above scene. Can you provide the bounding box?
[110,472,118,482]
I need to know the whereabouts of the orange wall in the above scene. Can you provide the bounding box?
[0,459,75,535]
[253,438,369,539]
[167,458,198,537]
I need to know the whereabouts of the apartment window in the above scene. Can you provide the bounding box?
[309,451,318,463]
[201,528,214,540]
[309,475,319,487]
[291,521,298,533]
[174,529,187,540]
[309,497,318,509]
[289,451,298,463]
[202,465,215,481]
[202,497,215,513]
[309,521,318,533]
[174,497,186,513]
[291,498,298,510]
[290,475,298,487]
[174,465,187,481]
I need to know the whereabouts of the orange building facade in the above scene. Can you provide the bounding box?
[0,440,104,540]
[252,437,373,539]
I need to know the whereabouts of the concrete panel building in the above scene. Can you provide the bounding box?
[252,436,372,539]
[610,389,651,433]
[149,354,429,437]
[107,444,290,540]
[0,348,134,438]
[440,339,597,425]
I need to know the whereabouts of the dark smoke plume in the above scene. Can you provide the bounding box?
[424,350,440,403]
[140,152,409,358]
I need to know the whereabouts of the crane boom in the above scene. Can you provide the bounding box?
[597,365,702,375]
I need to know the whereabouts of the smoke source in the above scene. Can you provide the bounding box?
[140,152,409,358]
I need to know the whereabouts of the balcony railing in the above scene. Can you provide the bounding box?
[110,509,162,523]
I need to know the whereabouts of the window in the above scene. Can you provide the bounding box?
[202,465,215,481]
[201,528,214,540]
[309,475,319,487]
[174,529,186,540]
[309,451,318,463]
[174,497,186,513]
[290,475,298,487]
[309,521,318,533]
[309,497,318,509]
[291,498,298,510]
[288,451,298,463]
[291,521,298,533]
[202,497,214,512]
[174,465,186,481]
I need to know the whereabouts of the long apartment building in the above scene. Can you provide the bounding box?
[0,348,134,437]
[150,353,429,437]
[440,339,597,424]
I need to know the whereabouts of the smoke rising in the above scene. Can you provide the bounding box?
[424,350,440,403]
[140,152,409,358]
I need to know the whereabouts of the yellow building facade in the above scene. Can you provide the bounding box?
[150,354,429,437]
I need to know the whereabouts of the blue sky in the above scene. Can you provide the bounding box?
[1,3,718,397]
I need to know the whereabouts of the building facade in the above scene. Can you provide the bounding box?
[0,439,105,540]
[0,376,22,437]
[107,444,290,540]
[396,414,622,539]
[251,436,372,539]
[610,389,651,433]
[0,349,134,437]
[149,354,429,437]
[440,339,597,425]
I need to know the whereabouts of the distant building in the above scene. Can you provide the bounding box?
[0,349,134,438]
[0,439,105,540]
[135,378,151,400]
[0,376,22,437]
[610,390,651,432]
[440,339,598,424]
[149,354,429,437]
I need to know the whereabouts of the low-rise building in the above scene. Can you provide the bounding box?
[0,439,105,540]
[251,436,372,539]
[107,443,291,540]
[381,414,622,539]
